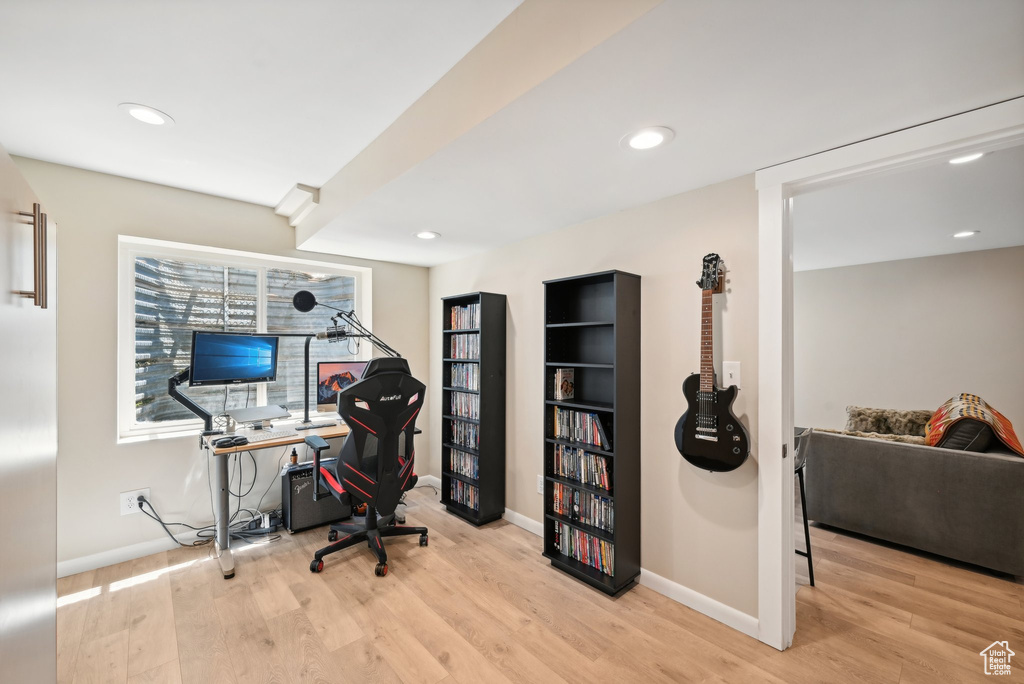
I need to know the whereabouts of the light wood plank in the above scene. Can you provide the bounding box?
[214,583,291,684]
[127,571,178,677]
[128,660,182,684]
[72,628,129,684]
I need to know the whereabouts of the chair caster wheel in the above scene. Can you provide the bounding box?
[374,563,388,577]
[419,535,428,547]
[310,559,324,573]
[328,530,338,542]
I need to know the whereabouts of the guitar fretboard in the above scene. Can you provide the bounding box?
[700,289,714,392]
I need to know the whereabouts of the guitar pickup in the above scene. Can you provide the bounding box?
[696,435,719,443]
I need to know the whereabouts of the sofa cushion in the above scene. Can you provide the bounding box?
[845,406,933,436]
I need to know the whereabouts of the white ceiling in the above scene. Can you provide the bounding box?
[792,144,1024,272]
[302,0,1024,266]
[0,0,521,206]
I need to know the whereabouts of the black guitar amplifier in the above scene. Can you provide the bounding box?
[281,459,350,533]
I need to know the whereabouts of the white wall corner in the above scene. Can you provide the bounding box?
[639,568,760,640]
[503,507,543,537]
[417,474,442,491]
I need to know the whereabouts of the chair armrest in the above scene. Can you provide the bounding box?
[304,435,330,501]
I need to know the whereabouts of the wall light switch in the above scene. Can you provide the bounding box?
[537,474,544,494]
[723,361,741,389]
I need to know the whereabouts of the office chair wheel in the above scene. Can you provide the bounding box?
[310,559,324,573]
[374,562,388,577]
[327,530,338,542]
[419,535,428,547]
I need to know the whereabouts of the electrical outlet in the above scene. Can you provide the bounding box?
[537,474,544,494]
[120,488,150,516]
[723,361,741,389]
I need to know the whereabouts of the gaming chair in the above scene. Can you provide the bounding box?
[303,357,427,576]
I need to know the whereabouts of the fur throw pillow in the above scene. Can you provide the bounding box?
[845,406,934,436]
[817,427,927,445]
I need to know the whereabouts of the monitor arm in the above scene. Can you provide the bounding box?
[168,368,219,436]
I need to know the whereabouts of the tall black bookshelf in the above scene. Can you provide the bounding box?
[542,271,640,595]
[441,292,507,525]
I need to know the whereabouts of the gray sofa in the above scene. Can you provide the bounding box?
[801,429,1024,577]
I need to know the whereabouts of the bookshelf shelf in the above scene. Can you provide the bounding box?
[443,414,480,425]
[545,362,614,369]
[544,513,614,543]
[443,468,478,486]
[544,437,615,457]
[440,292,506,525]
[543,270,640,595]
[545,399,615,413]
[545,321,614,328]
[545,474,613,499]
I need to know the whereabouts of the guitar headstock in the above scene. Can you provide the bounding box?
[696,253,724,293]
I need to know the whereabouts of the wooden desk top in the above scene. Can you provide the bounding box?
[204,422,351,455]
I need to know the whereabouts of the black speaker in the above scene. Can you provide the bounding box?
[281,459,350,533]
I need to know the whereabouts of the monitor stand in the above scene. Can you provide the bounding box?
[226,404,290,425]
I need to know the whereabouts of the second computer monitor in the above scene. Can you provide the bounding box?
[317,361,369,412]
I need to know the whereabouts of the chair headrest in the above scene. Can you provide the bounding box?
[364,357,410,377]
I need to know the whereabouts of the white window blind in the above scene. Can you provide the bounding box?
[120,238,368,439]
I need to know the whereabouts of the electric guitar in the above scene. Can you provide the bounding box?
[674,254,750,472]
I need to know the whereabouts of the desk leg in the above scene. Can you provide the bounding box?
[212,451,235,579]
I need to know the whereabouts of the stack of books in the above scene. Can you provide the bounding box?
[553,522,614,576]
[450,391,480,420]
[553,407,609,450]
[450,302,481,330]
[450,334,480,359]
[552,444,611,491]
[450,362,479,390]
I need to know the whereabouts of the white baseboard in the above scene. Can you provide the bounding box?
[57,533,198,578]
[639,568,759,640]
[418,474,441,490]
[503,507,543,536]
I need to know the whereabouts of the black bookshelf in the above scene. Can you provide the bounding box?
[542,271,640,595]
[440,292,507,525]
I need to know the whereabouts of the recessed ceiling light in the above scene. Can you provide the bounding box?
[118,102,174,126]
[415,231,440,240]
[948,152,983,165]
[953,230,979,238]
[622,126,674,150]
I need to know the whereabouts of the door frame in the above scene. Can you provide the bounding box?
[754,96,1024,650]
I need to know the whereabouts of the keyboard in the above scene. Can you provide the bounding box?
[240,429,297,443]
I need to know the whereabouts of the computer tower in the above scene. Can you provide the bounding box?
[281,459,350,533]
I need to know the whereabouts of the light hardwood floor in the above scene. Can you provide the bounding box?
[58,488,1021,683]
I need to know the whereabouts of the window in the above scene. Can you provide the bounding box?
[119,237,371,439]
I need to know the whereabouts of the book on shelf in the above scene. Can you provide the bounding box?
[552,444,611,491]
[449,362,479,390]
[551,482,614,532]
[553,406,610,450]
[449,449,479,479]
[449,479,479,510]
[552,521,614,576]
[554,368,575,400]
[450,421,479,450]
[449,302,481,330]
[449,391,480,420]
[449,333,480,359]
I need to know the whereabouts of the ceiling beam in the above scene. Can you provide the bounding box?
[294,0,662,250]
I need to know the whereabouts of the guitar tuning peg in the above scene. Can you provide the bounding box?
[695,280,702,287]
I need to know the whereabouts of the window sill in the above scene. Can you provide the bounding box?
[117,426,204,445]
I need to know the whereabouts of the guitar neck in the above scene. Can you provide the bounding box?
[700,288,714,392]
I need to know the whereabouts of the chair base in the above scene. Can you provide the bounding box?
[308,504,427,576]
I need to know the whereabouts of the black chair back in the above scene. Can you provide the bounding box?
[335,358,424,516]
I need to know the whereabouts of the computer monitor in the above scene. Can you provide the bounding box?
[317,361,369,412]
[189,331,280,387]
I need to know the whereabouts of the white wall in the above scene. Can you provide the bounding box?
[13,158,430,573]
[795,246,1024,430]
[429,175,760,618]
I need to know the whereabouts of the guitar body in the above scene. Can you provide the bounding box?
[674,373,749,472]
